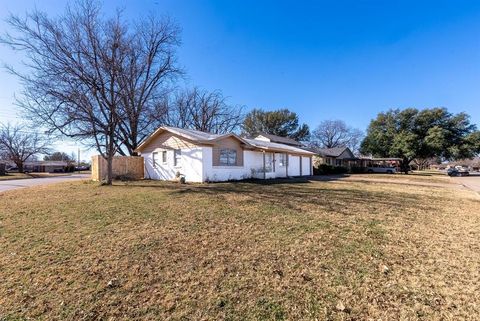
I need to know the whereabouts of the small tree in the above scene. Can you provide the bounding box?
[165,87,244,134]
[361,108,480,173]
[0,123,50,172]
[242,108,309,141]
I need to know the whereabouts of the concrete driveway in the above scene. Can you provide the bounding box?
[0,174,90,193]
[452,173,480,193]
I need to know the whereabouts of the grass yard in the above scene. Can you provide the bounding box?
[0,176,479,320]
[0,172,75,181]
[0,173,32,181]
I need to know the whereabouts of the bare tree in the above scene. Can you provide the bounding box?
[116,16,181,155]
[0,123,50,172]
[1,0,180,184]
[165,87,244,134]
[346,128,364,156]
[310,120,364,154]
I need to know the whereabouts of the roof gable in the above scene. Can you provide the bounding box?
[315,147,354,158]
[135,127,249,152]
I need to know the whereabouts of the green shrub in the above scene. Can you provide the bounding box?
[350,166,365,174]
[313,164,348,175]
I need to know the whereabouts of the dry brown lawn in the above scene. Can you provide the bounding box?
[0,176,479,320]
[0,172,74,181]
[0,173,31,181]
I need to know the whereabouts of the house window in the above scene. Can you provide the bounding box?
[336,159,342,166]
[162,151,167,164]
[277,153,286,166]
[152,152,159,168]
[174,149,181,167]
[219,149,237,166]
[264,153,273,172]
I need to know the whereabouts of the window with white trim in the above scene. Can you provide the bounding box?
[264,153,273,172]
[162,151,167,164]
[174,149,181,167]
[152,152,159,168]
[219,149,237,166]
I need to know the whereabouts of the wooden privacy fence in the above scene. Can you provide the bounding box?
[91,155,144,181]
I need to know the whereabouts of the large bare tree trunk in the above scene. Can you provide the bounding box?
[106,154,113,185]
[16,161,24,173]
[104,132,116,185]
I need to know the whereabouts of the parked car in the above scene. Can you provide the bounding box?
[447,167,469,177]
[366,165,396,174]
[75,165,90,171]
[5,166,18,173]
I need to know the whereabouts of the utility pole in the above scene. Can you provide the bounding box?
[77,148,80,173]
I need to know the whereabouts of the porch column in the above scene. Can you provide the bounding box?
[262,151,266,180]
[286,153,289,177]
[273,153,276,172]
[300,156,302,176]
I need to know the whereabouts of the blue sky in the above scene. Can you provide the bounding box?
[1,0,479,158]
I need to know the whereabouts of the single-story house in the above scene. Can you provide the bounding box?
[23,161,69,173]
[135,126,315,182]
[313,147,357,167]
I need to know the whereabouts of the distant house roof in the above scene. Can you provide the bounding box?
[313,147,353,158]
[136,127,315,156]
[254,133,303,147]
[24,161,68,166]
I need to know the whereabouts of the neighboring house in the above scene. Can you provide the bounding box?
[135,126,315,182]
[313,147,357,167]
[23,161,69,173]
[254,133,304,147]
[434,158,480,171]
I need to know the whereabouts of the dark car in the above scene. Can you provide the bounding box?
[447,168,469,177]
[5,166,18,173]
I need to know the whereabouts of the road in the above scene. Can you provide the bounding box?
[452,174,480,193]
[0,174,90,193]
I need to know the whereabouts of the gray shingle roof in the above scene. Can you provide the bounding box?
[314,147,351,157]
[244,138,315,155]
[162,126,222,141]
[255,133,302,146]
[137,127,315,155]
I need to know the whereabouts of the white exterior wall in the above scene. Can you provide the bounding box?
[301,156,311,175]
[143,147,204,183]
[144,146,312,182]
[203,149,268,182]
[180,148,204,182]
[288,155,301,176]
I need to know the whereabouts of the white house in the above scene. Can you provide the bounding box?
[135,127,315,183]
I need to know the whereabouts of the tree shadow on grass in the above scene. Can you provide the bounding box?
[171,181,438,215]
[113,176,440,215]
